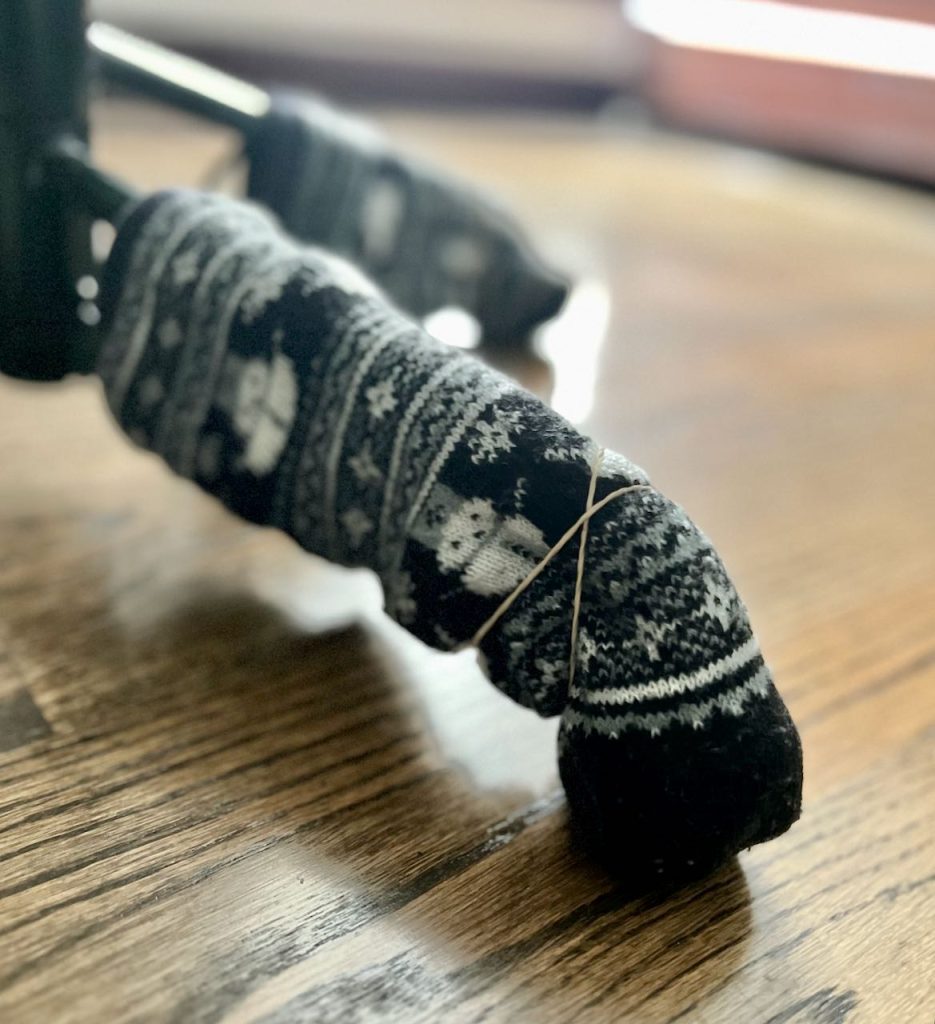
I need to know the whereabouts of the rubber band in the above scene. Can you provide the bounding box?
[467,447,652,690]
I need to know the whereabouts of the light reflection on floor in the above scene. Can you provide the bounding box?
[536,278,611,425]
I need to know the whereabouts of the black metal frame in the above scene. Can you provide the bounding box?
[0,0,274,381]
[1,0,96,378]
[88,22,269,135]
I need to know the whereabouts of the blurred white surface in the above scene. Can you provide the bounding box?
[91,0,639,86]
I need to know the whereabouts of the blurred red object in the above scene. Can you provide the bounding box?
[631,0,935,182]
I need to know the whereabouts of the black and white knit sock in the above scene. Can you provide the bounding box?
[97,190,802,885]
[245,92,569,344]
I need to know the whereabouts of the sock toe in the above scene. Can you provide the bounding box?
[476,479,803,885]
[558,680,803,884]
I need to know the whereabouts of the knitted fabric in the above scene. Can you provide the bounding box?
[245,93,569,343]
[97,190,802,884]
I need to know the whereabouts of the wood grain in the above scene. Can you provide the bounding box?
[0,102,933,1022]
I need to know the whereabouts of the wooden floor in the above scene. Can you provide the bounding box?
[0,104,933,1022]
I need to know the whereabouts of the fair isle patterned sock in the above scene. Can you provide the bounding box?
[97,191,802,885]
[245,92,569,344]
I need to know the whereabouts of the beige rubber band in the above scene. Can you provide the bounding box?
[467,447,652,690]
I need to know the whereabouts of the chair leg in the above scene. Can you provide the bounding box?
[0,0,96,380]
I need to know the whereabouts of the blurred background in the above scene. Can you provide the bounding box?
[90,0,935,181]
[79,0,935,563]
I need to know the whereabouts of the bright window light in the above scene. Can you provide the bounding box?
[626,0,935,81]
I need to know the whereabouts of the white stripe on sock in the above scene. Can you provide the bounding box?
[563,663,772,737]
[573,635,760,706]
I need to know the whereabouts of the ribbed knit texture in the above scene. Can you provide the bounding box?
[98,190,802,885]
[245,92,569,343]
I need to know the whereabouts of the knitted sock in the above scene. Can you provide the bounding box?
[245,92,569,344]
[98,190,802,885]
